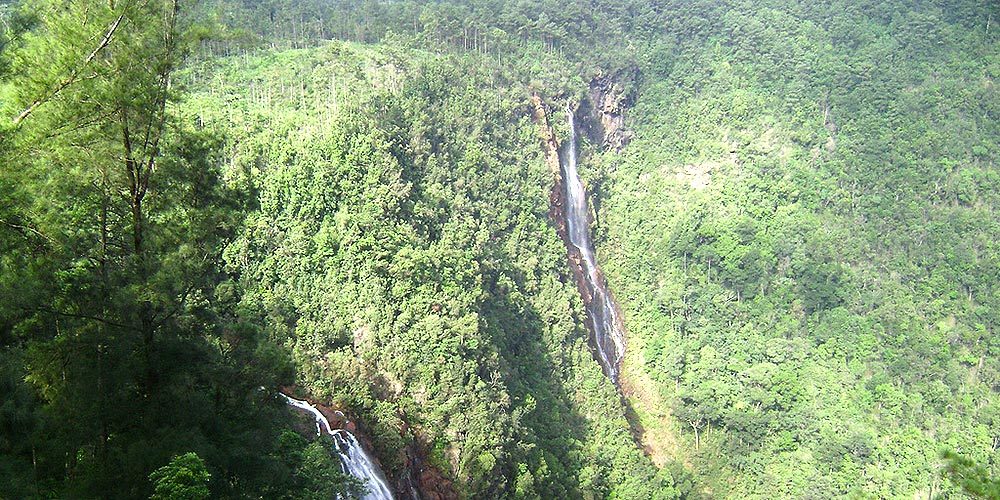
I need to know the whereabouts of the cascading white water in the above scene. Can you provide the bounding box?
[280,394,395,500]
[561,106,627,383]
[331,431,396,500]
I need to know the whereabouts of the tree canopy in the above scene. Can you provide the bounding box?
[1,0,996,498]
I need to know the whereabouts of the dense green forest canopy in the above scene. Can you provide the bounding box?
[1,0,998,498]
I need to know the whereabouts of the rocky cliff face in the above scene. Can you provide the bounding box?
[530,93,565,178]
[578,70,639,151]
[398,434,458,500]
[529,92,578,274]
[529,92,576,261]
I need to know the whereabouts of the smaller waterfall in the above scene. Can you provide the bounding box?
[280,394,395,500]
[282,393,335,435]
[332,431,395,499]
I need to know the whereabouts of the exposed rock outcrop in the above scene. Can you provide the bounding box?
[530,92,565,178]
[529,92,582,282]
[397,425,458,500]
[578,69,639,151]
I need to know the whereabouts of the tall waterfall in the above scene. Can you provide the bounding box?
[561,106,627,383]
[280,394,396,500]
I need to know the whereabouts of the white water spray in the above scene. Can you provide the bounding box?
[280,394,395,500]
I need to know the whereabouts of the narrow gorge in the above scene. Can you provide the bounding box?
[560,107,628,383]
[533,83,633,386]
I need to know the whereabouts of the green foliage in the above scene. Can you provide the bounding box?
[594,0,999,497]
[3,0,997,498]
[182,41,672,498]
[271,430,360,499]
[176,0,1000,497]
[0,0,352,498]
[941,450,1000,499]
[150,453,212,500]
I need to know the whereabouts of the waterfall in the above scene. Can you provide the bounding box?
[561,106,627,383]
[280,394,396,500]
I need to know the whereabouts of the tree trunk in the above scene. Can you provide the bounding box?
[691,421,701,450]
[97,166,110,459]
[121,106,156,396]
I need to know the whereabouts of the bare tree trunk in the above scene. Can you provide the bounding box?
[97,165,110,459]
[121,107,155,395]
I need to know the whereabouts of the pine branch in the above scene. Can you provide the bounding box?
[32,307,133,331]
[12,5,131,127]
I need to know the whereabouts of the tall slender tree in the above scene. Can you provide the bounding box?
[0,1,278,496]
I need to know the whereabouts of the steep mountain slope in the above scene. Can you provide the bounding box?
[2,0,997,498]
[594,1,1000,497]
[182,0,999,496]
[180,43,682,498]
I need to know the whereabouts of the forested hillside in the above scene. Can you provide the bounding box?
[1,0,997,498]
[181,43,678,498]
[597,1,1000,497]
